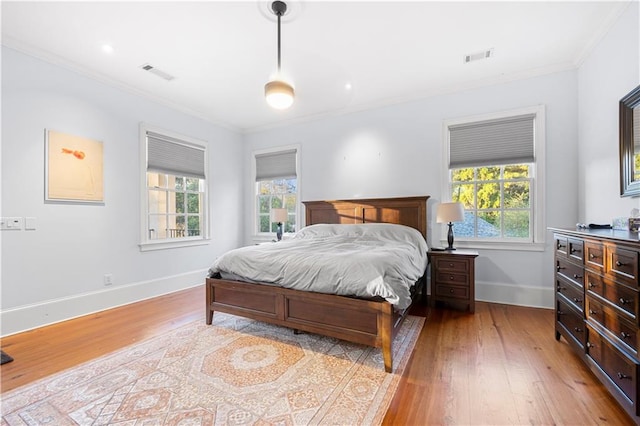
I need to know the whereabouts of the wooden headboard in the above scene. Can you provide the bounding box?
[302,196,429,240]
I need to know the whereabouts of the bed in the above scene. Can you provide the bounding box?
[205,196,429,372]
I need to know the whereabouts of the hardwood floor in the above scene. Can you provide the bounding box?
[1,286,633,425]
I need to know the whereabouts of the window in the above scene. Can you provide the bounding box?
[140,124,208,250]
[443,106,545,249]
[254,147,299,238]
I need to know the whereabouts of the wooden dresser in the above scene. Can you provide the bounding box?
[551,227,640,422]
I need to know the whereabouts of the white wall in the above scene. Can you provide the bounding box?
[244,70,580,309]
[578,1,640,221]
[1,47,244,335]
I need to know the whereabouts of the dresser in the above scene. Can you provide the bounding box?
[551,227,640,422]
[428,249,478,313]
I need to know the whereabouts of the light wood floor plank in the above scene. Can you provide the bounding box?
[0,286,634,424]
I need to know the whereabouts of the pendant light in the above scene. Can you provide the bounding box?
[265,1,294,109]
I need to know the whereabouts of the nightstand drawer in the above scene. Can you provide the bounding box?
[434,258,469,273]
[435,271,469,286]
[435,284,469,300]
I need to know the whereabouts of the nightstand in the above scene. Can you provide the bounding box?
[428,249,479,313]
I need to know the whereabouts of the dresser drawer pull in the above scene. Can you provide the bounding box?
[448,263,454,267]
[621,331,631,340]
[449,275,455,280]
[574,327,583,333]
[617,372,631,380]
[589,309,598,315]
[557,310,565,316]
[572,298,582,304]
[619,298,631,305]
[572,274,583,279]
[589,253,600,259]
[587,282,597,289]
[586,342,595,348]
[449,288,455,294]
[556,266,566,271]
[556,285,566,291]
[615,260,628,267]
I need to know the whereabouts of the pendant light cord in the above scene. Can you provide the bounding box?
[276,9,282,72]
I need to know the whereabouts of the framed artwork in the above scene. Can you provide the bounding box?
[45,129,104,203]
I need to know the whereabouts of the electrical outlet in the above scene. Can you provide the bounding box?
[103,274,113,286]
[0,217,23,230]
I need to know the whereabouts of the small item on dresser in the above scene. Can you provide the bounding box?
[630,217,640,232]
[612,217,629,231]
[588,223,612,229]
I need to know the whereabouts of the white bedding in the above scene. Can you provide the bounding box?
[207,223,428,309]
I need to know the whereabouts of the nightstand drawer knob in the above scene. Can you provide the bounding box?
[449,275,454,280]
[449,289,455,294]
[617,372,631,380]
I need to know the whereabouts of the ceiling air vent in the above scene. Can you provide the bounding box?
[464,48,494,64]
[140,64,175,81]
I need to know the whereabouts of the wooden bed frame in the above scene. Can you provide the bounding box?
[205,196,429,372]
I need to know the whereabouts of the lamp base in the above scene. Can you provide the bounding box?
[446,222,456,250]
[276,222,283,241]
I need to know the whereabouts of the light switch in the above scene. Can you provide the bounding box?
[0,217,23,230]
[25,217,36,230]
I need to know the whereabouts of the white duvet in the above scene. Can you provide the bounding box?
[208,223,428,309]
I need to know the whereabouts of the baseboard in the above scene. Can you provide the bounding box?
[0,269,207,337]
[475,280,554,309]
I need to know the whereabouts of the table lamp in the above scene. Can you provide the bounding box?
[270,208,288,241]
[436,202,465,250]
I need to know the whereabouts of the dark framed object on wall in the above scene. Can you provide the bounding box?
[620,84,640,197]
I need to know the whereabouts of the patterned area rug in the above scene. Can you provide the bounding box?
[1,313,424,425]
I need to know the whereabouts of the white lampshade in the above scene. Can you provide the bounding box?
[271,208,288,223]
[265,80,294,109]
[436,202,465,224]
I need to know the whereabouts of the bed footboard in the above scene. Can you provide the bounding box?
[206,277,398,372]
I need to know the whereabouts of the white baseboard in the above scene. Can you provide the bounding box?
[475,280,554,309]
[0,269,207,337]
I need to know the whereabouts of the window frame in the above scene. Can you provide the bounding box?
[139,123,210,251]
[441,105,546,251]
[252,145,300,242]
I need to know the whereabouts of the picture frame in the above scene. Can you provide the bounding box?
[45,129,104,204]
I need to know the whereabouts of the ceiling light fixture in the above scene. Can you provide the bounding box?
[265,1,294,110]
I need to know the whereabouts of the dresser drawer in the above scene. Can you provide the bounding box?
[587,325,638,405]
[556,276,584,312]
[585,241,605,271]
[586,271,638,320]
[608,247,639,286]
[587,296,638,356]
[555,234,569,257]
[556,258,584,287]
[568,238,585,262]
[434,258,469,273]
[556,298,586,349]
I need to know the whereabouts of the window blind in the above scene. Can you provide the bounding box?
[449,114,535,168]
[147,131,206,179]
[255,149,297,181]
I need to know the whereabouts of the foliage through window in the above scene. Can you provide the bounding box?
[148,173,205,240]
[257,178,297,234]
[450,164,532,240]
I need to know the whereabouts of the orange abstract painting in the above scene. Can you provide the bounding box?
[46,130,104,202]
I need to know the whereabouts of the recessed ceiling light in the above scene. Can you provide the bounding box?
[345,82,352,91]
[102,44,114,54]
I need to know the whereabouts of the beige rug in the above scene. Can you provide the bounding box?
[1,313,424,425]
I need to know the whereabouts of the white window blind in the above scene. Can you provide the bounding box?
[147,131,206,179]
[449,114,535,168]
[255,149,297,181]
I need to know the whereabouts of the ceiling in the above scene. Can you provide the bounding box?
[1,1,632,133]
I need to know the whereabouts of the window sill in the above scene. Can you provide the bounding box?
[439,240,546,252]
[139,238,210,252]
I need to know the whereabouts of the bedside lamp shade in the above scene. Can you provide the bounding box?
[436,202,465,250]
[271,208,288,241]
